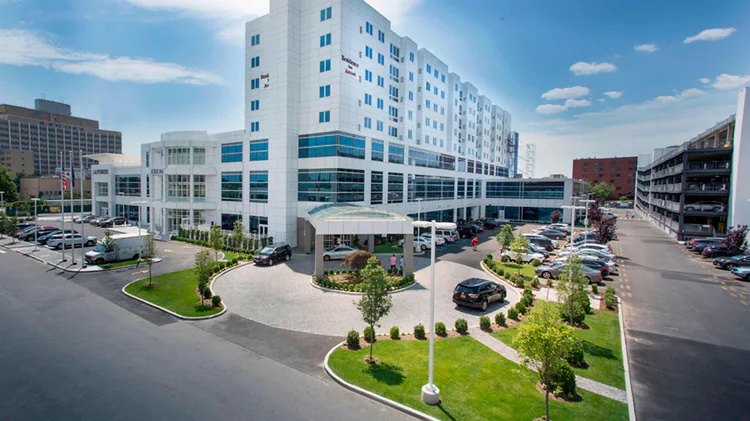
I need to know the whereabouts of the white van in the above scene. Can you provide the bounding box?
[437,229,459,243]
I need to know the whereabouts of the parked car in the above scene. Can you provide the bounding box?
[468,222,484,233]
[457,225,477,238]
[529,244,550,258]
[730,266,750,281]
[559,247,615,261]
[73,214,92,223]
[322,245,358,261]
[420,234,446,246]
[684,201,725,212]
[522,233,555,251]
[47,233,98,249]
[99,216,128,228]
[436,229,459,243]
[89,216,106,226]
[713,254,750,270]
[685,236,724,249]
[253,243,292,266]
[555,254,616,276]
[702,244,740,258]
[691,238,724,253]
[482,218,499,229]
[567,243,613,254]
[37,229,78,245]
[396,237,433,250]
[534,229,567,240]
[502,249,546,264]
[535,261,603,283]
[85,233,148,265]
[548,223,571,234]
[452,278,506,311]
[17,226,57,241]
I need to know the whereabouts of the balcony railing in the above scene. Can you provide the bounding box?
[651,183,682,193]
[685,182,729,193]
[683,223,715,234]
[651,163,683,179]
[685,161,731,172]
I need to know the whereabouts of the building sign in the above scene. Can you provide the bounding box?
[341,55,358,78]
[151,168,164,174]
[261,73,270,89]
[93,169,109,175]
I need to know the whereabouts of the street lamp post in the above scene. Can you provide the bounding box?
[412,219,457,405]
[31,198,41,251]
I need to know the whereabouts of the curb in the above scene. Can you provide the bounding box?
[323,341,440,421]
[618,296,637,421]
[309,278,418,295]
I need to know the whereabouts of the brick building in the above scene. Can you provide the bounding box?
[572,156,638,199]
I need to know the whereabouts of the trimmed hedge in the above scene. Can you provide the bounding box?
[435,322,447,337]
[414,323,426,340]
[390,326,400,340]
[508,307,519,320]
[314,273,416,293]
[455,318,469,334]
[346,330,360,349]
[495,312,506,327]
[479,316,491,330]
[363,326,376,343]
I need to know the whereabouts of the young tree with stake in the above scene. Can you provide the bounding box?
[556,254,589,326]
[209,225,223,260]
[510,235,530,267]
[496,224,515,253]
[355,256,393,363]
[194,249,214,306]
[231,220,245,249]
[142,230,157,287]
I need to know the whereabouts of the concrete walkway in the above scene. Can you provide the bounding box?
[469,327,628,404]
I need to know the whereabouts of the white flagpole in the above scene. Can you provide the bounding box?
[60,151,66,262]
[70,151,76,266]
[80,150,86,267]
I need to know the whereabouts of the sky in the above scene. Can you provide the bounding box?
[1,0,749,177]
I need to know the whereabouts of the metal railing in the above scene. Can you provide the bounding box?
[684,182,729,192]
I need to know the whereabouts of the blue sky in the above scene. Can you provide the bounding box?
[1,0,749,176]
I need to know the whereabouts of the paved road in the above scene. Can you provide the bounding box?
[0,249,410,420]
[615,214,750,420]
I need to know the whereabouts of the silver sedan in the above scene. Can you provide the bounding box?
[322,246,358,261]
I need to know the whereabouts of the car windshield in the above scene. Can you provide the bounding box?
[456,284,480,294]
[260,247,274,254]
[92,245,106,252]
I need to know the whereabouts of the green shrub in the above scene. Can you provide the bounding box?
[211,295,222,307]
[500,255,510,262]
[523,286,533,299]
[479,316,491,330]
[605,294,616,309]
[605,286,616,296]
[515,301,527,315]
[530,259,542,267]
[346,330,360,349]
[455,318,469,334]
[551,363,577,398]
[521,294,534,308]
[435,322,447,337]
[546,279,554,288]
[530,277,540,289]
[567,340,587,367]
[202,287,213,300]
[508,307,519,320]
[363,326,376,343]
[390,326,400,340]
[511,274,525,288]
[495,312,506,327]
[414,323,426,340]
[591,284,599,294]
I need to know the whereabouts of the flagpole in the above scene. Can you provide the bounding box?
[60,151,66,262]
[80,150,86,268]
[70,151,76,266]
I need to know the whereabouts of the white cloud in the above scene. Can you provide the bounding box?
[711,73,750,90]
[699,78,711,84]
[654,88,704,103]
[569,61,617,75]
[598,98,606,103]
[535,104,568,115]
[634,43,658,53]
[0,29,222,85]
[603,91,623,99]
[564,99,592,108]
[540,86,590,100]
[683,27,736,43]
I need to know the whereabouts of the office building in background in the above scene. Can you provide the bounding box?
[572,156,638,199]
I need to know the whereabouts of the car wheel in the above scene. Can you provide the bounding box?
[585,276,591,283]
[726,263,736,271]
[86,240,95,247]
[268,259,274,266]
[133,253,140,260]
[56,244,62,250]
[95,258,105,265]
[501,292,506,302]
[542,271,551,279]
[285,254,291,261]
[481,300,488,311]
[421,245,427,251]
[323,255,330,261]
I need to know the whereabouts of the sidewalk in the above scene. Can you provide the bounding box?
[469,327,628,404]
[535,287,602,309]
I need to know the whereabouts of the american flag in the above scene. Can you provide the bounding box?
[61,171,68,192]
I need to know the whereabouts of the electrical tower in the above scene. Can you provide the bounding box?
[524,144,536,178]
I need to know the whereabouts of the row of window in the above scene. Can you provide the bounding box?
[166,147,206,166]
[221,140,269,163]
[220,171,269,203]
[485,181,565,199]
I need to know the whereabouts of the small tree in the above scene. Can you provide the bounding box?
[513,301,577,421]
[209,225,223,260]
[550,210,561,224]
[355,256,394,363]
[0,165,19,203]
[342,250,374,271]
[588,201,602,228]
[591,182,615,201]
[724,225,748,254]
[194,249,214,305]
[101,230,115,252]
[4,217,18,243]
[142,230,157,287]
[496,224,515,253]
[510,235,529,266]
[231,219,245,249]
[556,254,588,326]
[0,212,7,238]
[594,217,617,244]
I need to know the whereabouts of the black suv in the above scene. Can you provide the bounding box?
[482,218,499,229]
[452,278,506,311]
[253,243,292,266]
[457,224,477,238]
[99,216,128,228]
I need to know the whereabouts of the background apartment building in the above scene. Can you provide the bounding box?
[0,99,122,177]
[572,156,638,199]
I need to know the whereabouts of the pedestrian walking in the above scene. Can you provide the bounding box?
[390,254,397,273]
[472,237,479,251]
[398,255,404,272]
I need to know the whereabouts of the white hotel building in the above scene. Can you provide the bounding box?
[91,0,584,248]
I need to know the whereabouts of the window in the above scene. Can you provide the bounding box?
[251,78,260,89]
[298,168,365,203]
[408,175,455,202]
[372,139,384,161]
[426,99,431,109]
[298,133,366,159]
[320,6,332,21]
[250,56,260,68]
[371,171,383,204]
[115,176,141,196]
[193,147,206,165]
[250,34,260,46]
[221,213,242,231]
[377,53,384,65]
[426,81,431,92]
[407,129,413,139]
[377,98,384,109]
[250,99,260,111]
[426,64,432,73]
[319,59,331,72]
[376,121,384,131]
[250,121,260,132]
[167,175,190,202]
[365,70,372,82]
[319,85,331,98]
[388,85,398,102]
[409,52,415,62]
[409,71,414,81]
[365,46,373,58]
[193,175,205,201]
[408,91,414,101]
[221,142,243,163]
[441,74,445,83]
[388,144,404,164]
[364,93,372,105]
[319,110,331,123]
[249,140,268,161]
[365,22,373,35]
[388,126,398,137]
[248,171,268,203]
[433,69,438,78]
[389,43,399,61]
[166,147,190,165]
[95,182,108,197]
[408,110,413,120]
[389,64,399,82]
[388,105,398,121]
[378,30,385,43]
[320,33,331,47]
[221,172,242,202]
[364,117,372,129]
[408,148,456,170]
[388,172,403,203]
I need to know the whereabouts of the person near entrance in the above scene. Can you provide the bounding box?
[399,255,404,272]
[472,237,479,251]
[390,254,397,272]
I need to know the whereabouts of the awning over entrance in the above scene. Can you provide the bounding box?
[308,203,414,235]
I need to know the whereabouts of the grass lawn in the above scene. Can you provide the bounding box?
[222,250,238,261]
[374,243,404,254]
[124,268,222,317]
[493,308,624,389]
[328,336,627,421]
[492,261,537,278]
[100,258,141,269]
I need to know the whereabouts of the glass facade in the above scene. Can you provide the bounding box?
[407,148,455,170]
[193,147,206,165]
[95,182,108,197]
[167,209,191,232]
[193,175,206,202]
[248,171,269,203]
[166,147,190,165]
[167,175,190,202]
[249,140,268,161]
[408,175,455,201]
[457,178,465,199]
[298,133,366,159]
[297,168,365,202]
[371,139,384,162]
[388,144,404,164]
[221,213,241,230]
[221,142,243,163]
[371,171,383,205]
[248,215,269,234]
[221,172,242,202]
[115,176,141,196]
[387,172,404,204]
[488,206,563,223]
[486,181,565,199]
